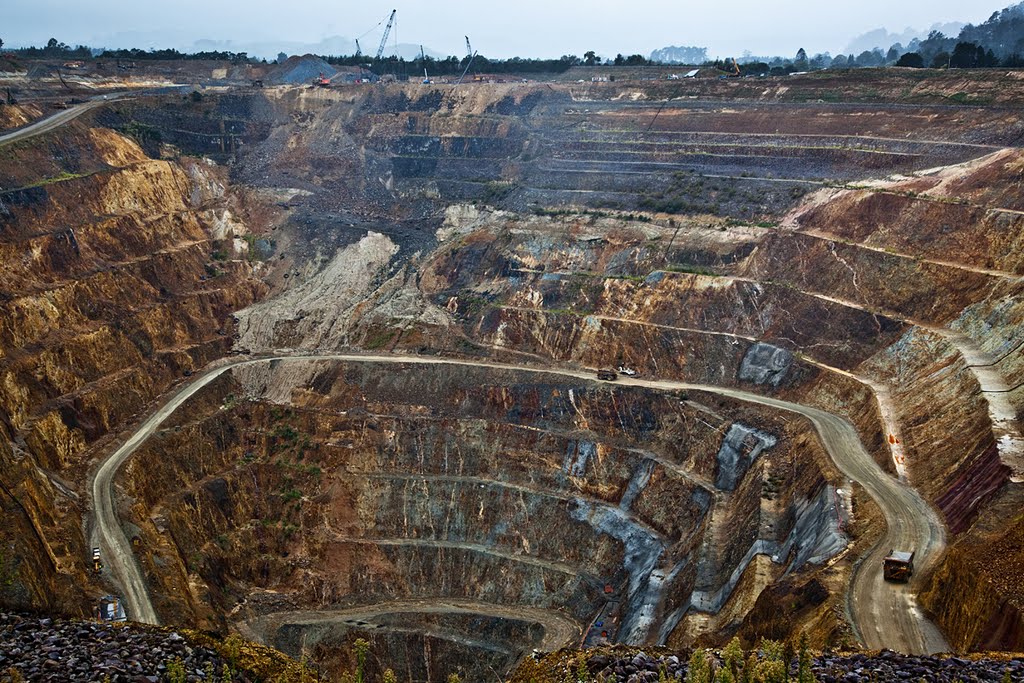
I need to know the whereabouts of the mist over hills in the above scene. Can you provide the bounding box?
[843,22,965,55]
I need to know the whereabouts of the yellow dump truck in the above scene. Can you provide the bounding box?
[883,549,915,582]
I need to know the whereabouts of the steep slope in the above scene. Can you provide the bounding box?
[0,113,265,614]
[5,75,1024,681]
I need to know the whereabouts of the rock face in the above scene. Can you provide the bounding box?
[112,359,845,683]
[5,72,1024,681]
[0,113,265,614]
[738,344,793,388]
[714,424,777,491]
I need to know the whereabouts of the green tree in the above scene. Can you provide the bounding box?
[740,653,757,683]
[446,675,462,683]
[753,640,787,683]
[723,637,744,678]
[583,51,600,66]
[382,669,398,683]
[794,48,808,70]
[714,668,735,683]
[354,638,370,683]
[797,632,816,683]
[896,52,925,68]
[686,649,711,683]
[950,41,980,68]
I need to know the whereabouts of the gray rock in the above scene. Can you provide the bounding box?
[738,342,793,387]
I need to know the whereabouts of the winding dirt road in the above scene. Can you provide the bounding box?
[89,351,948,653]
[0,98,115,148]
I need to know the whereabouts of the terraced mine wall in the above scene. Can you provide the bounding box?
[109,359,846,680]
[5,76,1024,663]
[0,117,264,612]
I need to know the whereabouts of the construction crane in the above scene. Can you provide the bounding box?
[355,39,362,58]
[420,45,431,84]
[376,9,397,61]
[455,35,477,86]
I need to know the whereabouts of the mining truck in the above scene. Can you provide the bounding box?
[883,549,915,582]
[96,596,126,622]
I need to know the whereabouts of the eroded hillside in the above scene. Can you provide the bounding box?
[0,110,265,613]
[2,75,1024,680]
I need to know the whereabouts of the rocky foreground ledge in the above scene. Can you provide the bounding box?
[513,646,1024,683]
[0,613,311,682]
[3,612,1023,682]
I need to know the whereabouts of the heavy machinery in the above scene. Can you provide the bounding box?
[596,369,618,381]
[355,39,362,59]
[95,595,126,622]
[91,547,102,573]
[420,45,431,84]
[455,36,478,86]
[719,58,741,78]
[883,549,915,582]
[376,10,397,61]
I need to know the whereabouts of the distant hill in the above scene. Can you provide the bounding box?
[649,45,708,65]
[843,23,964,55]
[190,37,443,61]
[957,2,1024,56]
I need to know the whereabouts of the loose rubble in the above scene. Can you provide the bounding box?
[0,613,250,682]
[579,648,1024,683]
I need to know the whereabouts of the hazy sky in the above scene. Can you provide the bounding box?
[2,0,1007,59]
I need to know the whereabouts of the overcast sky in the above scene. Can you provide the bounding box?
[2,0,1007,59]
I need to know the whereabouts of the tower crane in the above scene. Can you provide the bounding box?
[376,9,397,61]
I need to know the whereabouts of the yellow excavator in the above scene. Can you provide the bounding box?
[719,58,741,79]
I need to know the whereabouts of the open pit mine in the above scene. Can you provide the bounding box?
[2,62,1024,682]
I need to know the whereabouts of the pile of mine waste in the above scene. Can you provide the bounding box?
[512,642,1024,682]
[0,613,313,682]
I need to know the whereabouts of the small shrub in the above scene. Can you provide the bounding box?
[166,658,187,683]
[685,650,710,683]
[222,633,244,666]
[724,636,744,677]
[797,632,816,683]
[354,638,370,683]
